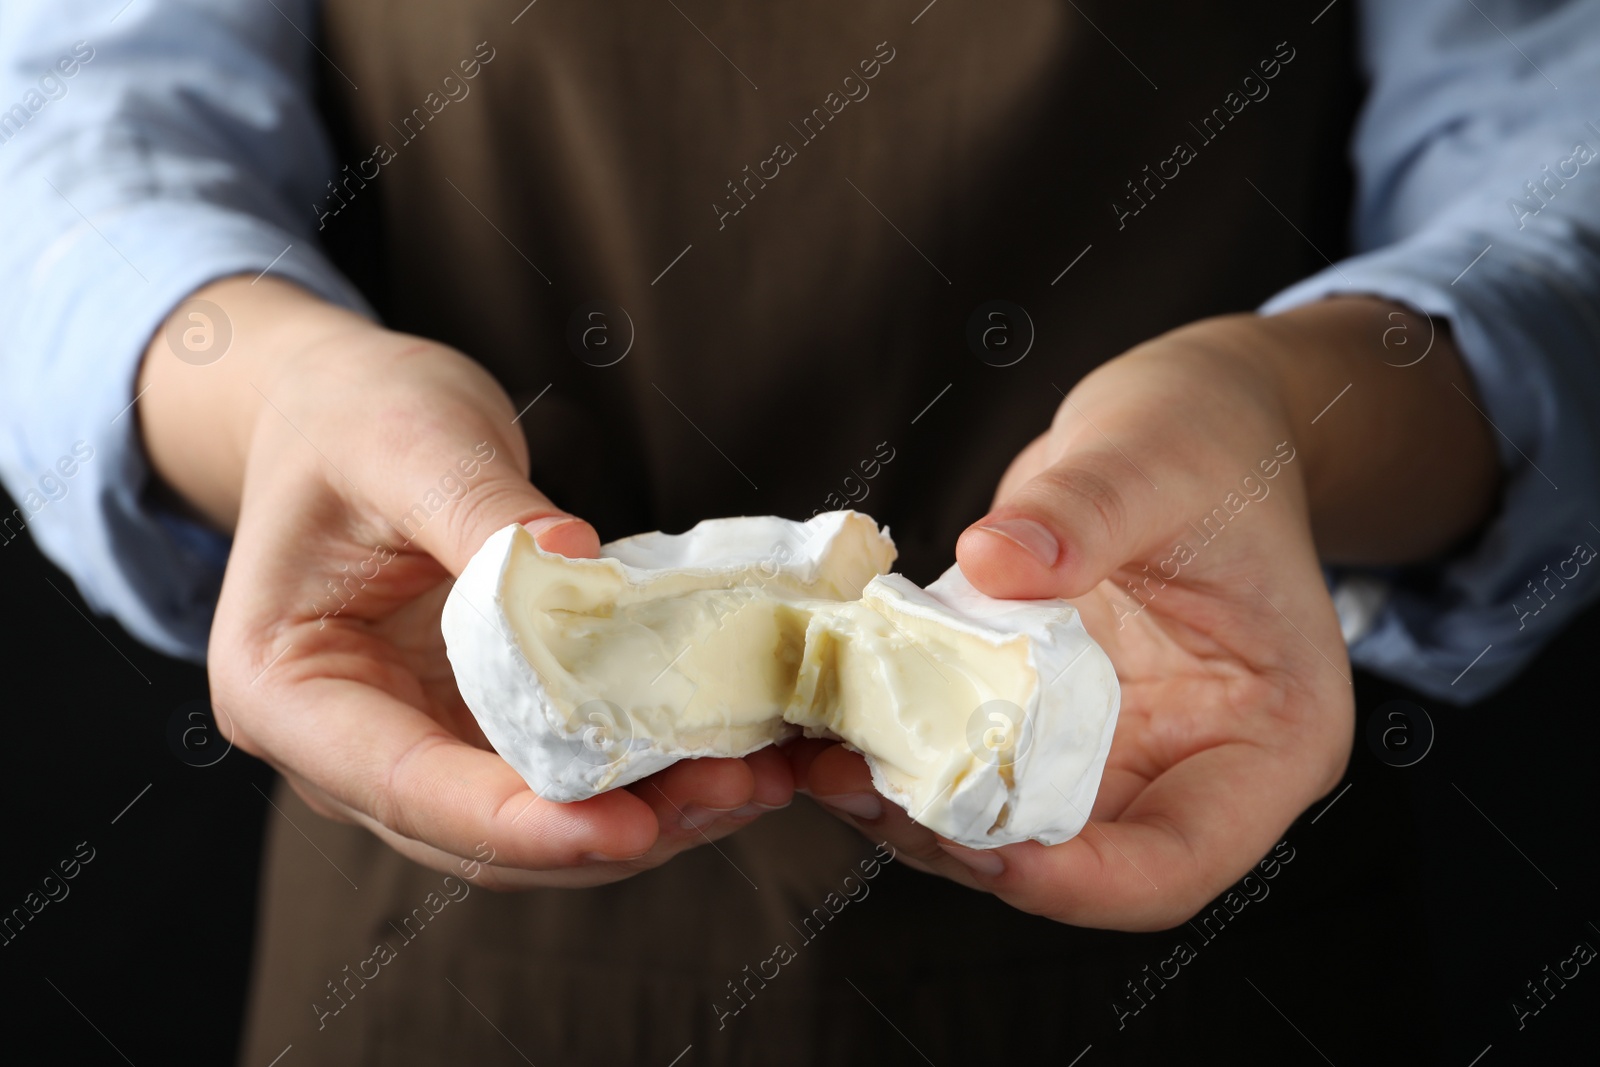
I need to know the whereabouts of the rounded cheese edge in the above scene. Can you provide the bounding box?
[442,524,684,802]
[866,565,1122,849]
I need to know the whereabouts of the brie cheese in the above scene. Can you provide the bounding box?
[442,511,1120,848]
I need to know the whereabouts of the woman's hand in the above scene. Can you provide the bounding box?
[794,297,1499,929]
[139,277,792,889]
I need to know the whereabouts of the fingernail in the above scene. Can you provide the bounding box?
[728,800,790,819]
[818,792,883,820]
[975,519,1059,568]
[524,515,583,541]
[937,842,1005,877]
[581,846,650,862]
[678,804,738,831]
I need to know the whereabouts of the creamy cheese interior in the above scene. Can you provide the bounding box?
[790,601,1034,812]
[497,533,1037,801]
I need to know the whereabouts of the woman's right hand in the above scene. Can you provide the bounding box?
[138,276,792,888]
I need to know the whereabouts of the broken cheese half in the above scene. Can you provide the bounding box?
[441,511,1120,848]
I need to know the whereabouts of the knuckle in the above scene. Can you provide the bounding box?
[440,477,535,559]
[1033,462,1128,546]
[378,731,456,841]
[205,678,262,759]
[897,837,953,872]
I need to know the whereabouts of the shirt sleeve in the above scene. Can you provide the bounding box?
[0,0,373,662]
[1260,0,1600,704]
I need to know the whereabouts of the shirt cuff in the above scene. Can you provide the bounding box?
[1260,229,1600,703]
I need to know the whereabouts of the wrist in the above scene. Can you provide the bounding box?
[136,276,381,530]
[1199,298,1499,564]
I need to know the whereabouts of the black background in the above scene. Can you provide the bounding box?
[0,480,1595,1065]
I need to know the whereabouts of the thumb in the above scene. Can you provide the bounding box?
[955,449,1158,600]
[388,440,601,575]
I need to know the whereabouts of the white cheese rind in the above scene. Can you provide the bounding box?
[858,568,1120,847]
[442,512,1120,847]
[441,524,677,802]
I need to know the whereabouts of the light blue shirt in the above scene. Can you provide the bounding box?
[3,0,1598,702]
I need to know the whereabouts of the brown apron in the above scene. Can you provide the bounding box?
[241,2,1362,1063]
